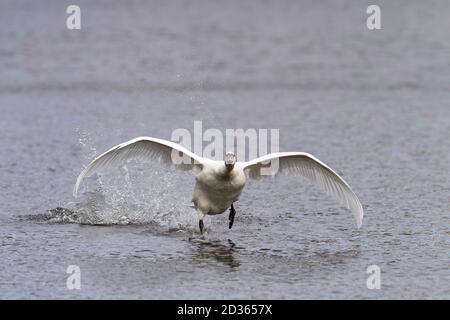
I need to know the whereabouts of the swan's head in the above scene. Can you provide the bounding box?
[224,152,236,169]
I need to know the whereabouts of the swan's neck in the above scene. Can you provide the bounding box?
[219,164,234,177]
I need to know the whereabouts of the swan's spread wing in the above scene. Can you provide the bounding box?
[239,152,363,228]
[74,137,205,197]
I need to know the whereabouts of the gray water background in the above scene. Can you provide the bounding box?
[0,0,449,299]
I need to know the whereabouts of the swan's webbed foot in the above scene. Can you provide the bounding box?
[199,219,204,234]
[229,204,236,229]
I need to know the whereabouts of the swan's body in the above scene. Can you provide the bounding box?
[74,137,364,232]
[193,162,246,216]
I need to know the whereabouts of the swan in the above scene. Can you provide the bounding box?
[74,137,363,233]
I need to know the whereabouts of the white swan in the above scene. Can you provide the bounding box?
[74,137,363,232]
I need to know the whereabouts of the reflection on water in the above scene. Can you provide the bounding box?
[190,238,241,269]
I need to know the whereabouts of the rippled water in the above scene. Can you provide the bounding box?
[0,0,449,299]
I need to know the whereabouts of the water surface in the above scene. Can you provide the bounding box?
[0,0,449,299]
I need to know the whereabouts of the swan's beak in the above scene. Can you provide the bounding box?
[225,159,234,165]
[225,153,236,166]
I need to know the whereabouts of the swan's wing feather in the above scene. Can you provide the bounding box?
[239,152,363,227]
[74,137,204,197]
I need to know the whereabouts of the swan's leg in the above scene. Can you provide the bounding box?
[199,220,204,234]
[228,204,236,229]
[197,211,205,234]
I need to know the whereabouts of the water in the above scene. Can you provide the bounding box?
[0,0,449,299]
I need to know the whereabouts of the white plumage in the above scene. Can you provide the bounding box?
[74,137,364,232]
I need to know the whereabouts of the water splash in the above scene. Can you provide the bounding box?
[36,157,199,229]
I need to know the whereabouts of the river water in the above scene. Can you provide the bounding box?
[0,0,449,299]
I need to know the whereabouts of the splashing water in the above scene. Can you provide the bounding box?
[39,160,200,230]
